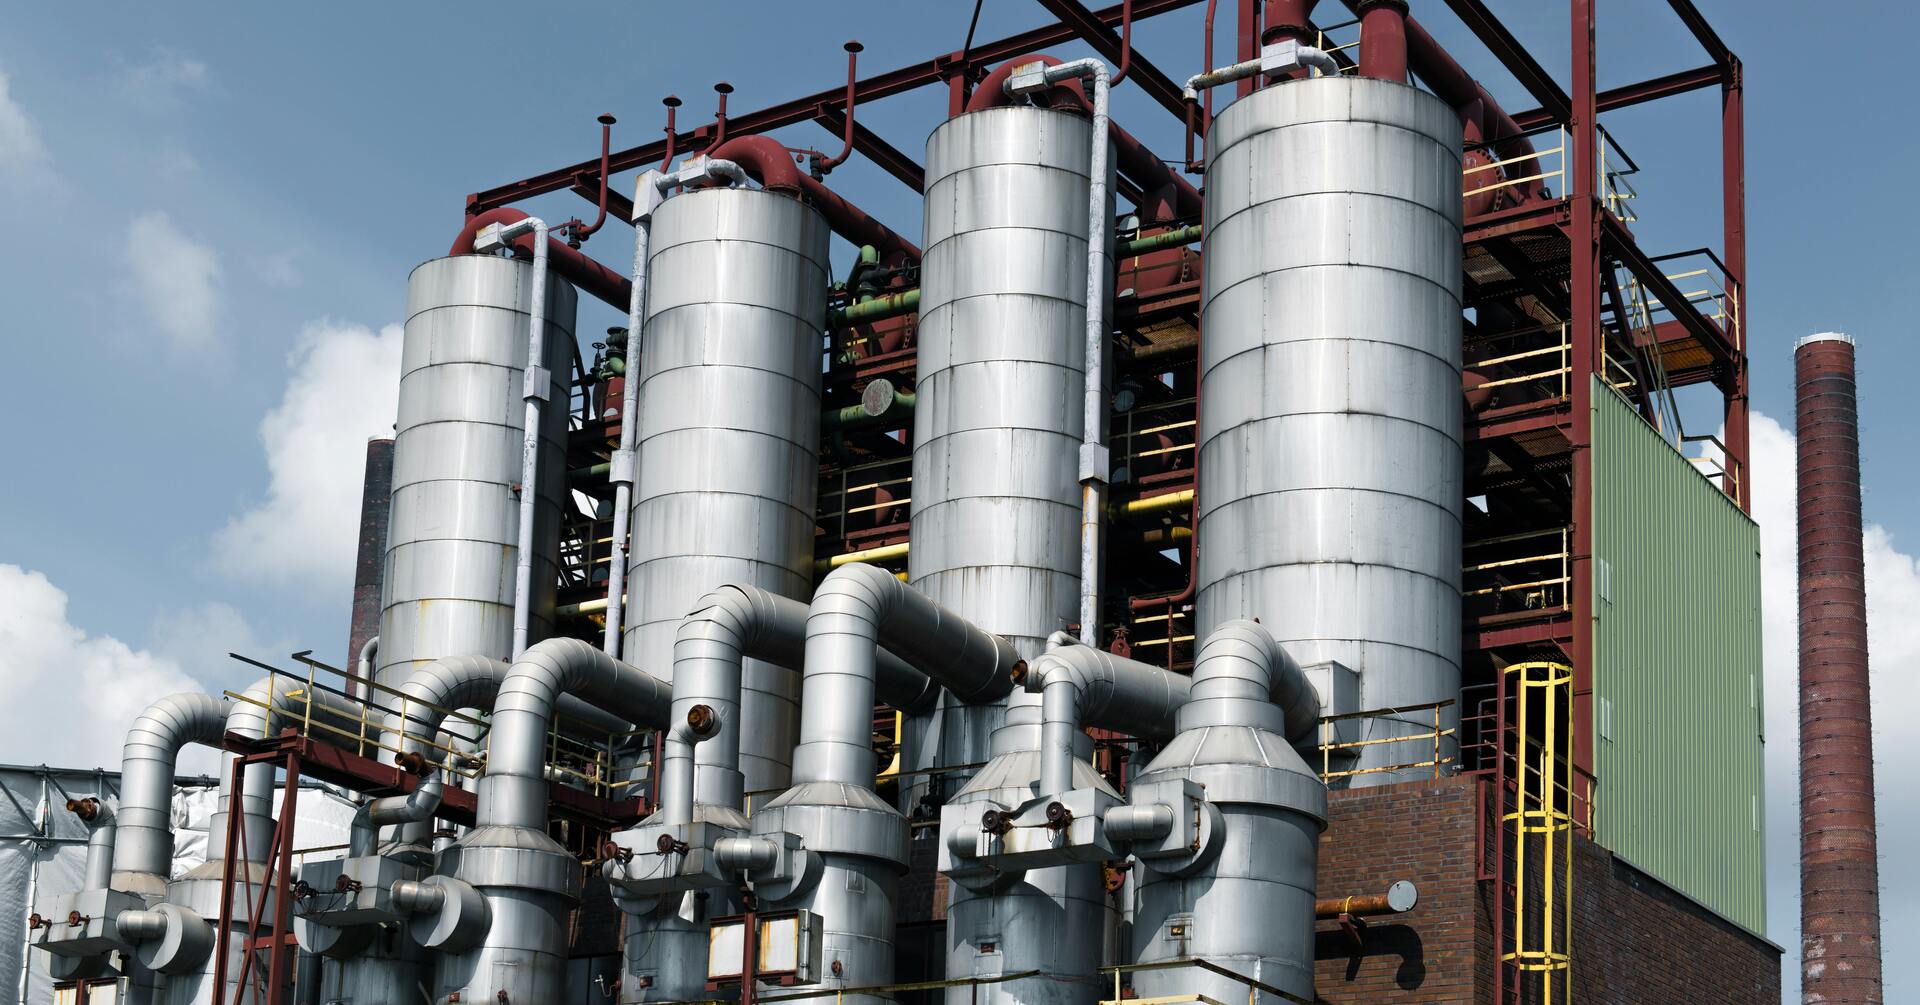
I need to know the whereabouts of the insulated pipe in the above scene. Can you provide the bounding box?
[450,207,631,308]
[705,134,920,262]
[476,637,671,830]
[481,214,553,661]
[356,635,379,691]
[1024,642,1191,797]
[791,563,1021,787]
[67,798,117,893]
[111,693,230,891]
[347,779,444,858]
[669,584,938,813]
[1009,58,1117,649]
[1184,620,1318,744]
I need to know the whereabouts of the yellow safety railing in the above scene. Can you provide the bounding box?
[1462,527,1571,613]
[1316,699,1457,783]
[1504,661,1574,1000]
[224,653,645,800]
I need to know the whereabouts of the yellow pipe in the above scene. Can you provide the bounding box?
[814,540,910,572]
[1119,488,1194,516]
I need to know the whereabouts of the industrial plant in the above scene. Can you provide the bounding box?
[9,1,1888,1003]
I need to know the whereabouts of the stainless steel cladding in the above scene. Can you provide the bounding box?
[1126,622,1327,1004]
[910,105,1098,797]
[622,187,830,794]
[917,104,1112,1005]
[1195,76,1465,782]
[381,255,576,685]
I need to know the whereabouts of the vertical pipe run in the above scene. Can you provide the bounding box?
[1794,332,1883,1003]
[502,217,552,659]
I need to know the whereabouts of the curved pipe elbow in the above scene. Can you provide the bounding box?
[1024,644,1190,741]
[112,692,229,883]
[1191,620,1318,744]
[449,207,632,309]
[481,637,670,829]
[820,563,1018,706]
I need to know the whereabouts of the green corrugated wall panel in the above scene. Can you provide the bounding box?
[1590,377,1766,933]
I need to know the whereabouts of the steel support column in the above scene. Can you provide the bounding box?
[1721,57,1750,510]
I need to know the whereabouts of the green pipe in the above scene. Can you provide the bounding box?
[1119,224,1203,257]
[824,378,916,430]
[828,288,920,328]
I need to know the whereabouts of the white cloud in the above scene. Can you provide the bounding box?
[0,64,50,180]
[117,47,209,108]
[125,210,222,350]
[0,565,216,774]
[212,320,402,597]
[1749,411,1919,1002]
[149,601,281,677]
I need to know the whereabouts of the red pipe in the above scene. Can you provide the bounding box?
[813,41,864,175]
[966,55,1203,223]
[574,113,618,241]
[1261,0,1316,46]
[1355,0,1409,82]
[450,208,632,309]
[659,96,682,171]
[699,82,733,157]
[1113,0,1135,85]
[706,135,922,263]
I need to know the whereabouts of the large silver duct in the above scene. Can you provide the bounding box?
[111,693,230,897]
[1194,75,1464,783]
[622,185,830,795]
[611,573,997,1002]
[378,254,576,686]
[111,680,364,1005]
[419,638,669,1005]
[1123,621,1326,1003]
[907,105,1099,804]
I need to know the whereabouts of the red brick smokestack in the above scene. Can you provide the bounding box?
[1794,332,1883,1003]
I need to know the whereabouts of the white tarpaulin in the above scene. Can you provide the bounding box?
[1,763,361,1005]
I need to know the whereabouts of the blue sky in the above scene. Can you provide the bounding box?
[1,3,1914,1001]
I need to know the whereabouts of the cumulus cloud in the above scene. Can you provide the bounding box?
[1747,412,1919,1001]
[148,601,286,688]
[125,210,221,350]
[0,565,216,774]
[212,320,402,597]
[0,64,50,180]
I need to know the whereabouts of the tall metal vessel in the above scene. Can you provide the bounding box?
[380,255,576,683]
[1194,75,1464,783]
[622,186,830,792]
[914,103,1112,1005]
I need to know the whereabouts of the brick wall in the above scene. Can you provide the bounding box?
[1313,774,1780,1005]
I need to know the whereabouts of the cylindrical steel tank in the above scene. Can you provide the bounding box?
[914,104,1112,1005]
[380,255,576,684]
[621,186,830,795]
[1194,75,1464,783]
[907,103,1096,800]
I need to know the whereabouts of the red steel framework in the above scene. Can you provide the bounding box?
[208,3,1751,1003]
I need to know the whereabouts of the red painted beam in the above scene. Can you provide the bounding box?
[1034,0,1196,126]
[468,0,1205,214]
[812,106,926,192]
[1511,63,1722,131]
[1664,0,1733,69]
[1440,0,1571,124]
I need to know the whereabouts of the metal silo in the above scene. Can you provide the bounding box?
[380,255,575,684]
[622,186,829,794]
[1195,75,1465,783]
[915,103,1111,1005]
